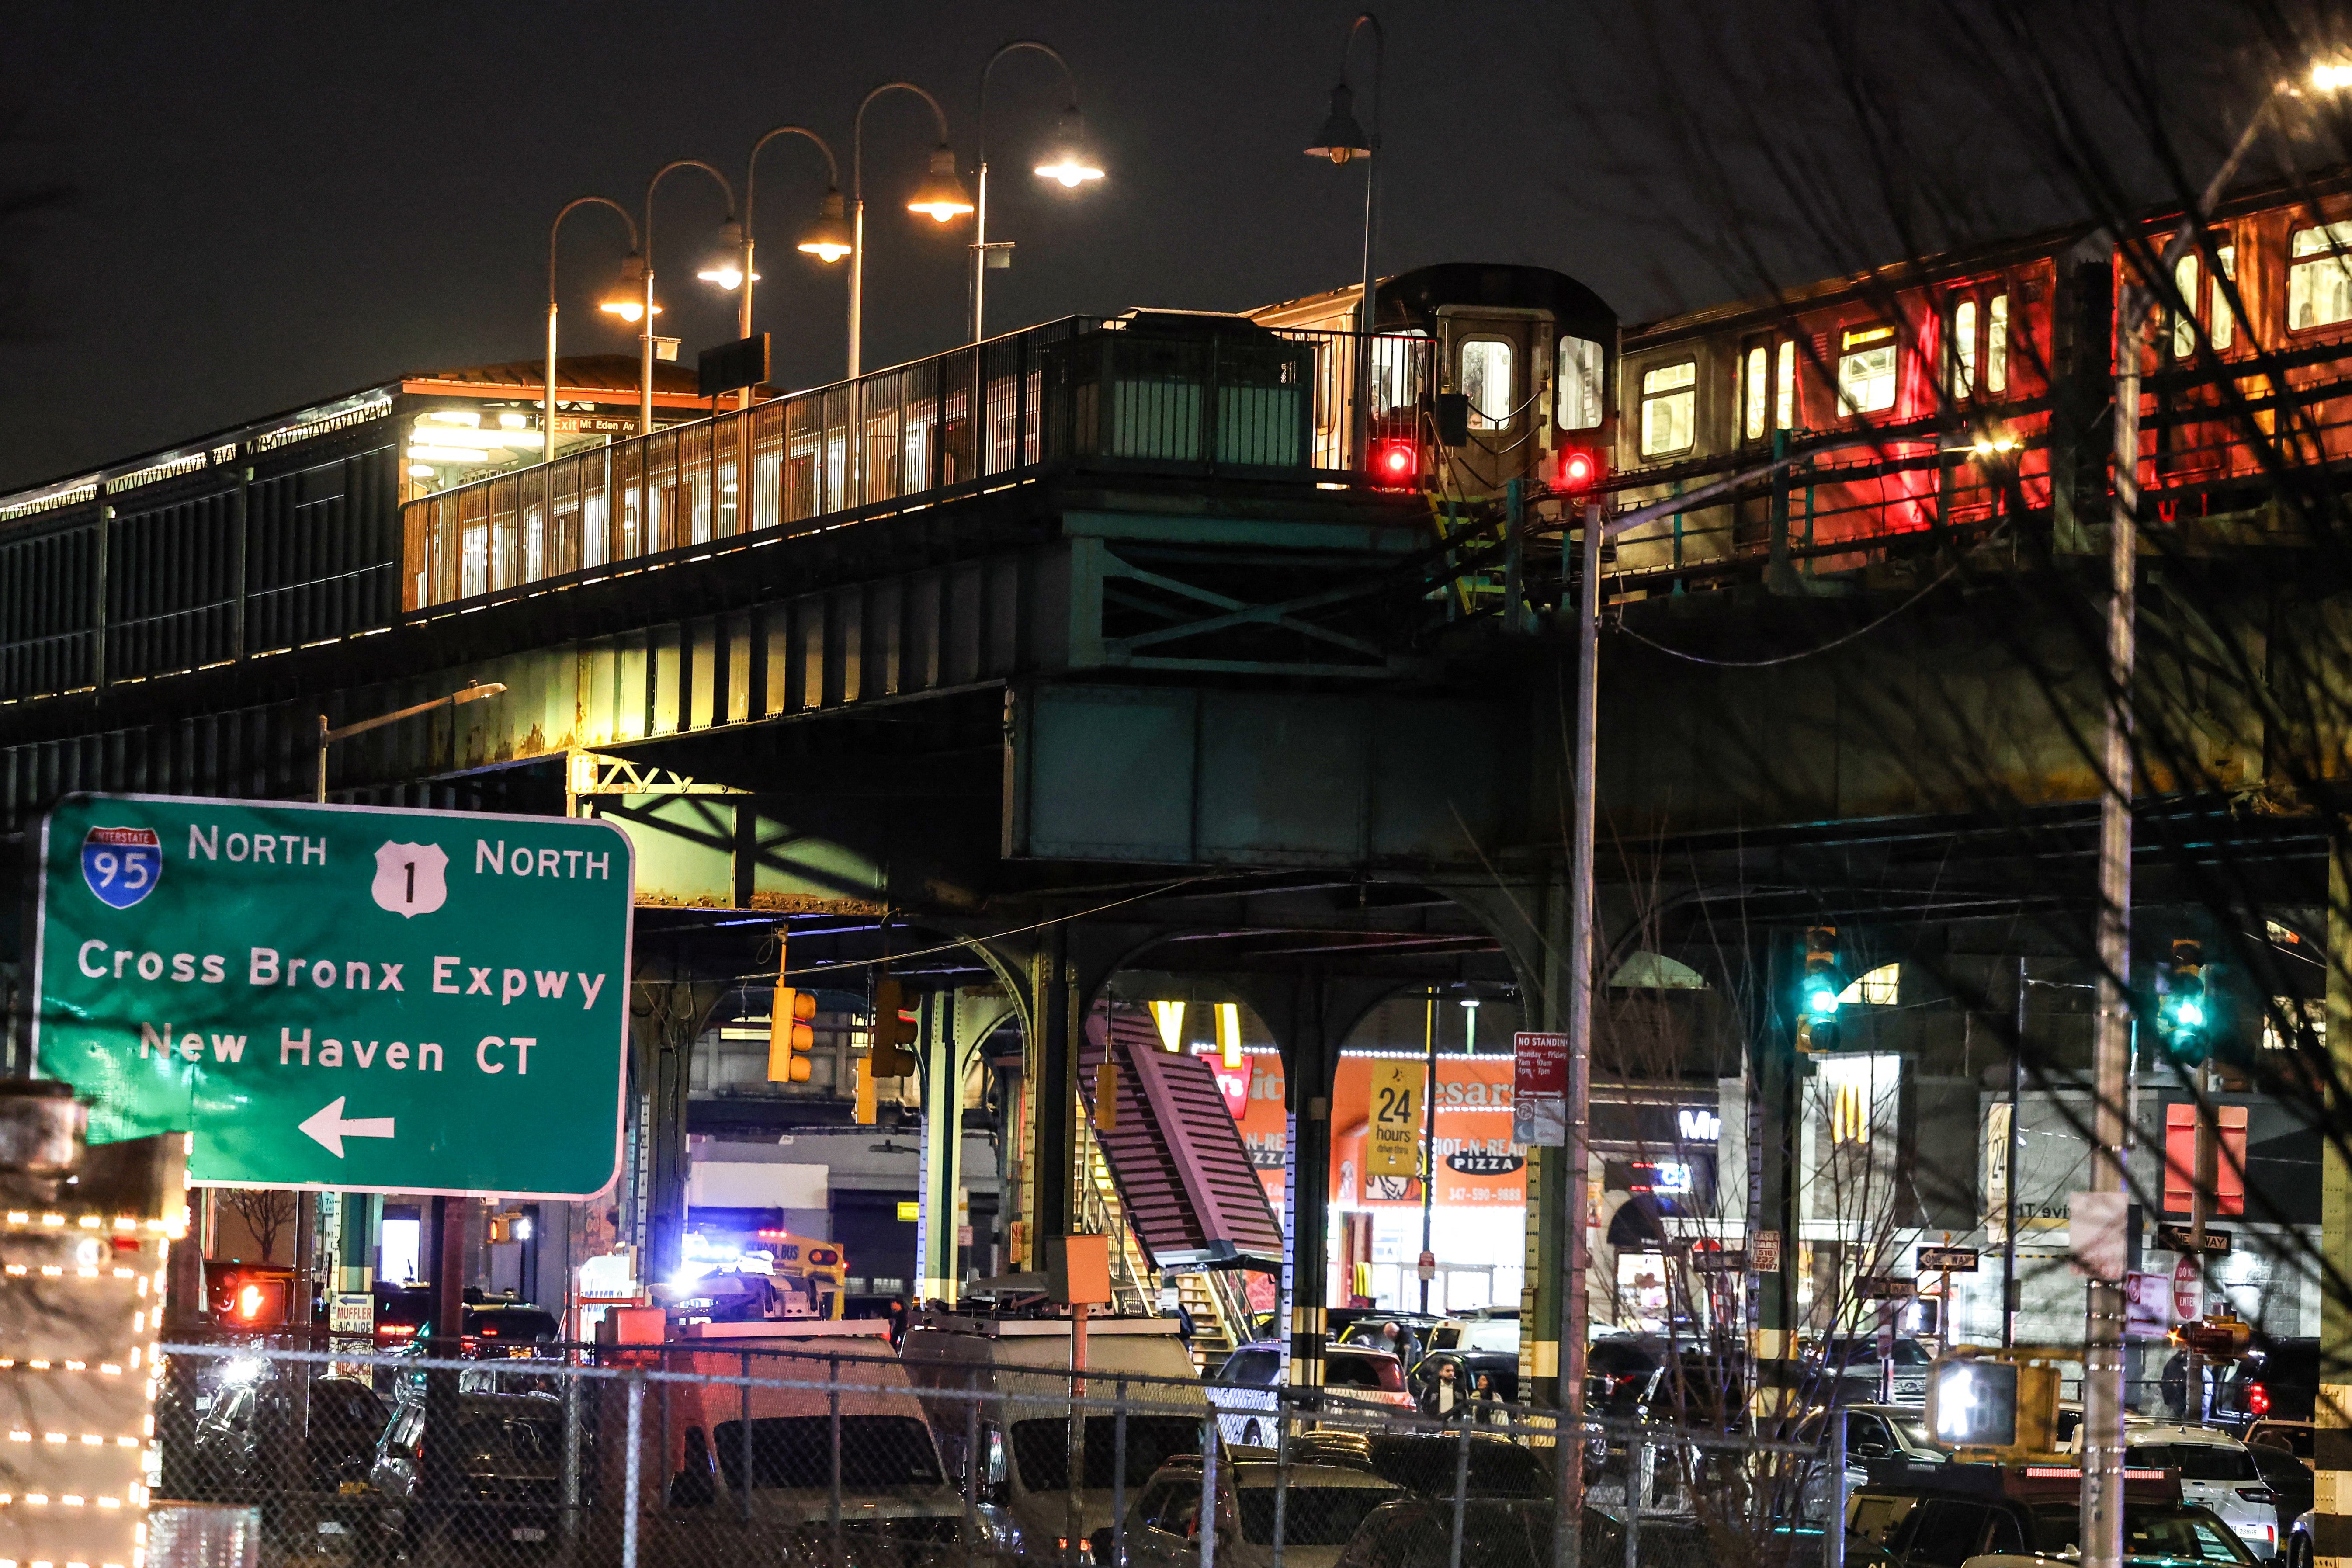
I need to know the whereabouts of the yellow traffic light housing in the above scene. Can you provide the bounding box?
[871,978,920,1079]
[766,937,817,1084]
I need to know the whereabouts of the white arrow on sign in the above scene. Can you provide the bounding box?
[299,1097,396,1159]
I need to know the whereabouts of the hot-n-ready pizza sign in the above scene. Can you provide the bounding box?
[32,795,634,1197]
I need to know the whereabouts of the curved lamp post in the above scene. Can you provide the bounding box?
[1306,13,1384,471]
[973,39,1103,343]
[628,160,740,435]
[701,125,850,410]
[545,198,641,466]
[849,81,971,378]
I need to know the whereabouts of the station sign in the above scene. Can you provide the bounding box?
[31,794,633,1197]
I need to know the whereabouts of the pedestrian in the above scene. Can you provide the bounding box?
[1474,1371,1510,1428]
[1381,1318,1420,1372]
[1430,1359,1462,1422]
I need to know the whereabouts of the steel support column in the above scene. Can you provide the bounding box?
[917,990,964,1303]
[1025,927,1078,1270]
[631,973,731,1287]
[2318,840,2352,1567]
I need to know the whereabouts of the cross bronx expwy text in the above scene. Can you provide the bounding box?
[73,944,609,1010]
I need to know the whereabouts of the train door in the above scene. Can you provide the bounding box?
[1437,306,1552,495]
[1732,333,1795,550]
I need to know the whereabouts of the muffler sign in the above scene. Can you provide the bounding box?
[32,794,634,1197]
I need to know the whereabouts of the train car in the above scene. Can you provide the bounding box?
[0,356,706,706]
[1249,262,1620,498]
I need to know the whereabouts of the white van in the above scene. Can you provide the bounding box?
[902,1314,1208,1562]
[628,1319,990,1564]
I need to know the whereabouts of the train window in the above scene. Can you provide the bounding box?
[2288,221,2352,330]
[1836,325,1898,415]
[2172,254,2200,359]
[1370,330,1429,416]
[1557,337,1603,431]
[1743,346,1768,441]
[1776,341,1796,429]
[2211,247,2236,350]
[1459,338,1515,428]
[1637,361,1696,458]
[1947,301,1978,399]
[1986,296,2009,394]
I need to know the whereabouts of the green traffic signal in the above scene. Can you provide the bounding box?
[2158,938,2209,1065]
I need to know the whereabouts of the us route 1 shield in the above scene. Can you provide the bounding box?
[32,794,633,1197]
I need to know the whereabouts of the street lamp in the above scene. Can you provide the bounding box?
[545,198,640,474]
[701,124,848,409]
[316,683,507,804]
[848,81,970,378]
[972,39,1105,344]
[631,160,740,435]
[2077,60,2347,1568]
[1305,13,1384,466]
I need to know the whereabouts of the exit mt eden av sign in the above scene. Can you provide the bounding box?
[32,794,634,1197]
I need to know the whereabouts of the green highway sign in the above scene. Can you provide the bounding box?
[31,794,634,1197]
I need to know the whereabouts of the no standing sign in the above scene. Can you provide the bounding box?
[31,794,634,1197]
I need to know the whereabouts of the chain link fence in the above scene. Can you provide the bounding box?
[150,1341,1843,1568]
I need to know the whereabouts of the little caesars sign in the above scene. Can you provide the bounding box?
[32,794,633,1197]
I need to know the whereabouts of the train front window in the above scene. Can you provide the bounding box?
[1557,336,1603,430]
[2173,254,2201,359]
[1460,339,1515,428]
[2212,247,2237,350]
[2288,221,2352,330]
[1947,300,1977,399]
[1985,296,2009,393]
[1836,326,1898,414]
[1638,361,1696,458]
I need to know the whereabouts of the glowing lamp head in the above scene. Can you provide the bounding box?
[2314,62,2352,92]
[1035,108,1104,188]
[599,253,651,324]
[906,146,975,223]
[798,188,853,263]
[1370,438,1419,486]
[237,1284,264,1320]
[1806,985,1841,1018]
[697,222,749,290]
[1306,83,1373,166]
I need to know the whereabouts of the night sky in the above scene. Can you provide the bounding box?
[0,1,2269,493]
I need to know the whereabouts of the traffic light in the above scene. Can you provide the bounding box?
[1370,438,1419,488]
[2180,1310,2251,1359]
[2158,938,2210,1064]
[767,937,817,1083]
[1796,926,1842,1051]
[871,978,920,1079]
[1555,445,1605,495]
[1925,1351,2061,1459]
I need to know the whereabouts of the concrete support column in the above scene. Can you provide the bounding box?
[917,991,964,1303]
[2317,842,2352,1566]
[1284,1026,1340,1390]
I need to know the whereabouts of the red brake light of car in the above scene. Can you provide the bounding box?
[378,1324,416,1337]
[2248,1381,2270,1416]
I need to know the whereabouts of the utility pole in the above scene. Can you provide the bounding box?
[1419,991,1437,1315]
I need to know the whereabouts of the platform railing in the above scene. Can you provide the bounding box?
[401,318,1436,615]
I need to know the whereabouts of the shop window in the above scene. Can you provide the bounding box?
[1836,325,1898,414]
[1947,301,1978,399]
[1744,345,1769,441]
[1986,296,2009,394]
[2211,246,2237,351]
[2161,1103,2246,1217]
[2172,254,2201,360]
[2287,221,2352,330]
[1837,963,1901,1007]
[1776,340,1797,429]
[1638,360,1697,457]
[1557,336,1603,430]
[1459,338,1515,428]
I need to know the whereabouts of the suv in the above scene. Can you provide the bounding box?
[2120,1424,2283,1560]
[1812,1336,1934,1405]
[1845,1460,2253,1567]
[1210,1342,1413,1446]
[2213,1341,2319,1433]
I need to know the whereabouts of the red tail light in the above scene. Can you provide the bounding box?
[2247,1381,2270,1416]
[1556,446,1606,495]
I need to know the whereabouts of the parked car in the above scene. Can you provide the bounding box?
[2245,1437,2313,1536]
[1097,1457,1403,1568]
[1845,1459,2253,1567]
[1405,1317,1523,1407]
[1809,1335,1933,1405]
[1288,1431,1554,1500]
[367,1392,566,1554]
[2214,1340,2319,1433]
[1584,1336,1743,1425]
[2063,1422,2282,1559]
[191,1371,389,1500]
[1790,1404,1947,1523]
[1209,1341,1414,1446]
[1327,1496,1708,1568]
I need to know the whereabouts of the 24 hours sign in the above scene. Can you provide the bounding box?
[32,794,634,1197]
